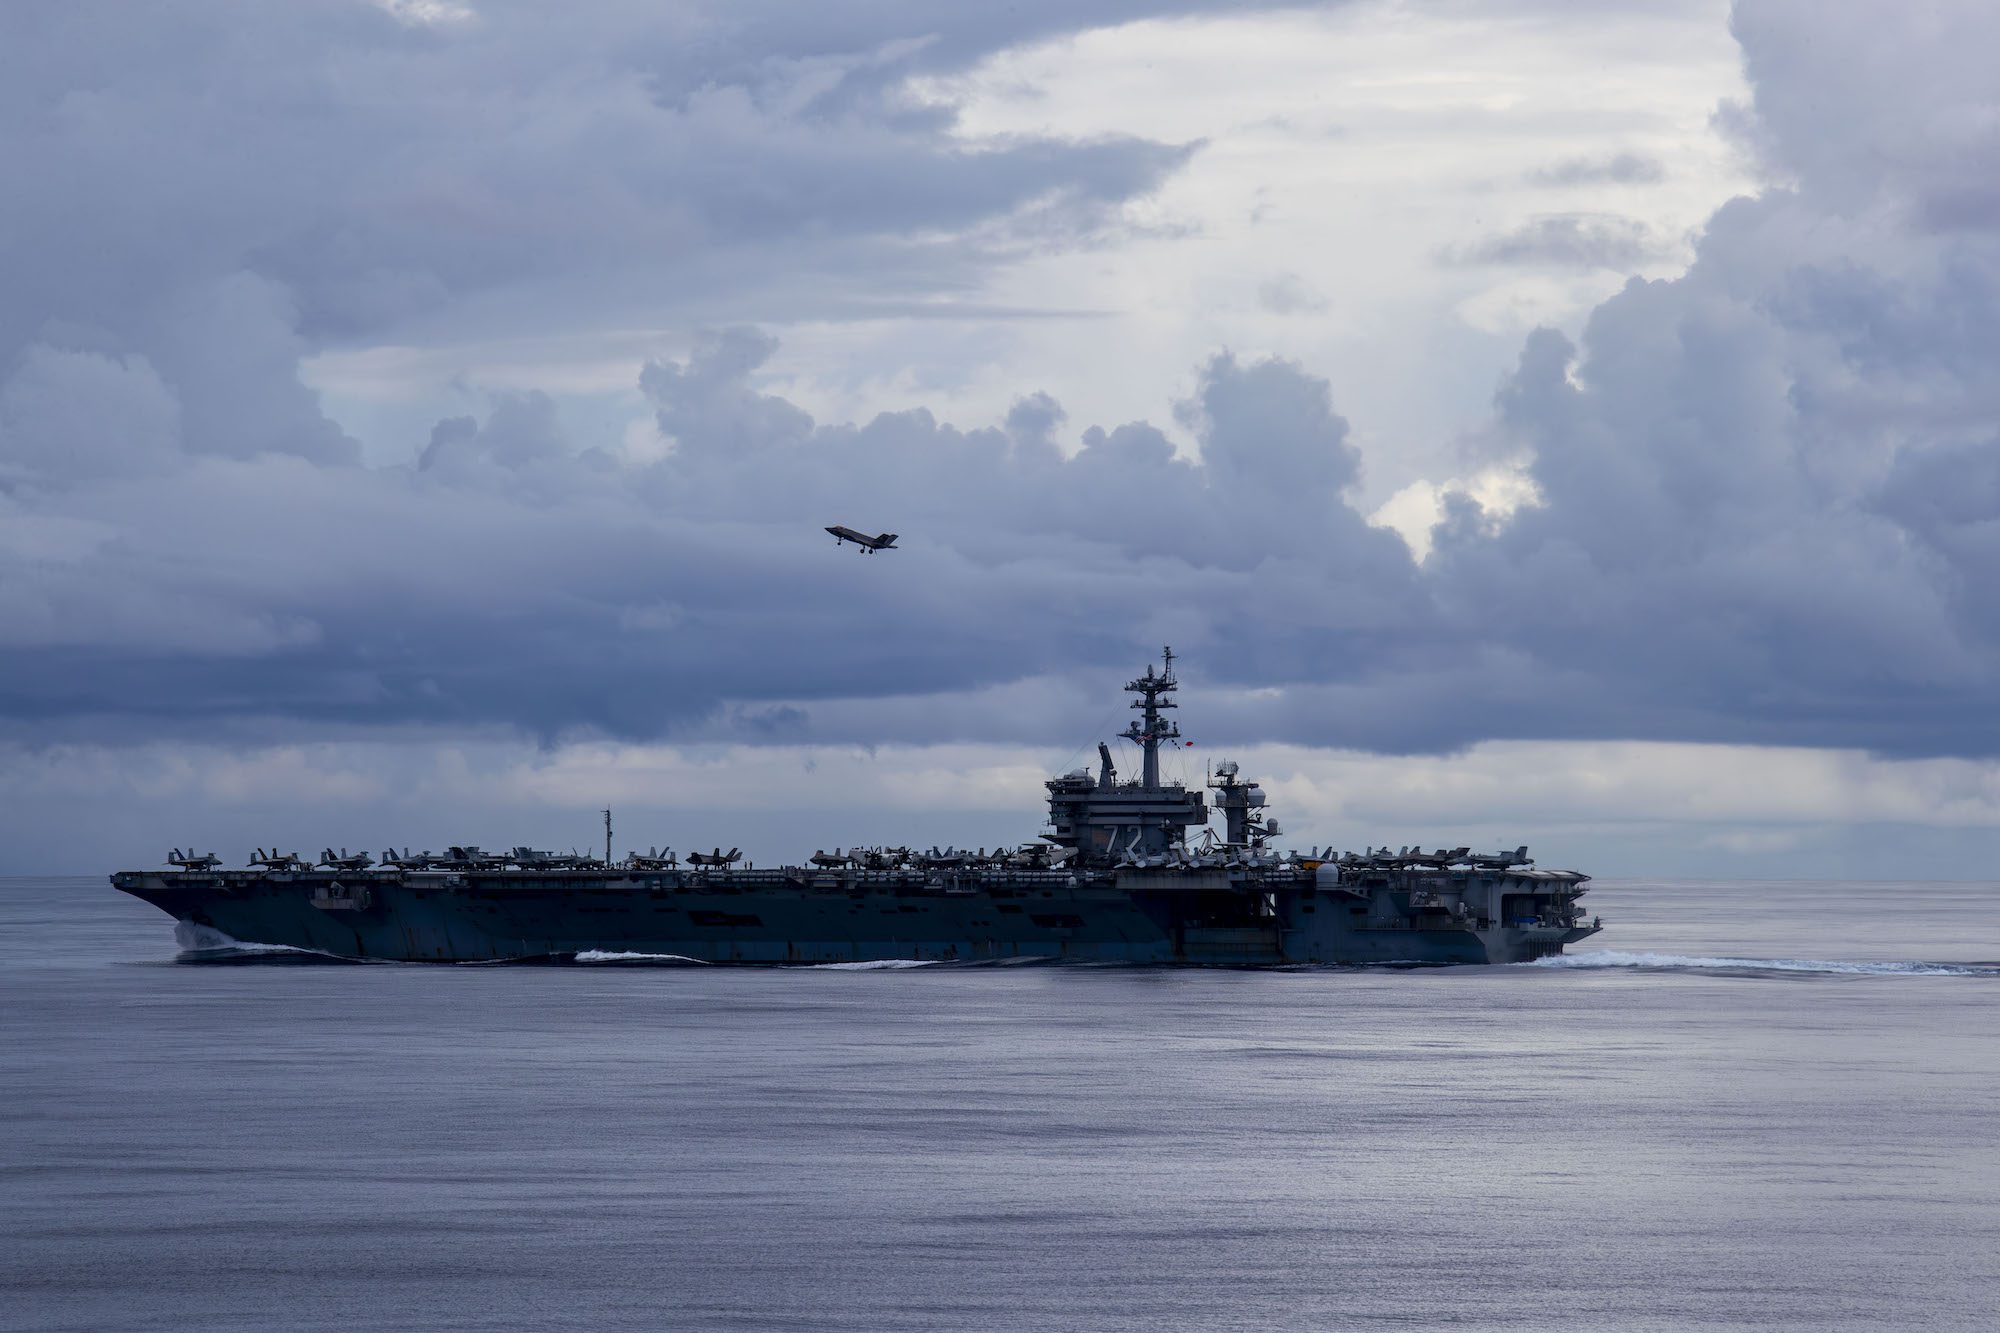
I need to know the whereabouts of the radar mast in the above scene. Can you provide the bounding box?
[1044,647,1208,863]
[1121,645,1181,790]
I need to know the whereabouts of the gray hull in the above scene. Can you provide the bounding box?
[113,867,1600,966]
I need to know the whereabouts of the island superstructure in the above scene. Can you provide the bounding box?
[112,650,1600,964]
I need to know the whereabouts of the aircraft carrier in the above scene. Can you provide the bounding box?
[112,651,1601,964]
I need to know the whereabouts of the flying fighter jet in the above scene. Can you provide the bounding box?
[825,525,899,553]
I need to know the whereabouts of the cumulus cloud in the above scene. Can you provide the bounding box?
[8,0,2000,807]
[0,346,182,485]
[1422,0,2000,758]
[0,325,1429,747]
[418,391,571,474]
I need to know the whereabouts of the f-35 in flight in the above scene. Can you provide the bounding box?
[825,525,898,553]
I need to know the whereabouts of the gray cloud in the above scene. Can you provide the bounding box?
[1256,272,1330,315]
[0,0,1230,506]
[1527,151,1666,187]
[9,0,2000,780]
[1446,214,1675,270]
[1414,0,2000,758]
[0,337,1421,747]
[0,346,181,485]
[417,391,571,474]
[0,1,1238,347]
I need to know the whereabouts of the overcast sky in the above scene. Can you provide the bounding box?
[7,0,2000,877]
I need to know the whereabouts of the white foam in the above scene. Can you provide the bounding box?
[807,959,938,970]
[573,950,708,964]
[173,921,320,957]
[1526,949,1986,976]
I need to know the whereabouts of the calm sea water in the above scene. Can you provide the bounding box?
[2,876,1997,1331]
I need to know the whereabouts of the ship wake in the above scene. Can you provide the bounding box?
[1526,950,1994,977]
[572,950,710,965]
[172,922,354,965]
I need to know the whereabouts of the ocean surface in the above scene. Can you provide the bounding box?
[2,876,1996,1332]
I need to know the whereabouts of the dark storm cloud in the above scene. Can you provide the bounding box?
[0,0,1290,739]
[9,0,2000,763]
[0,0,1225,486]
[0,0,1242,346]
[0,338,1420,744]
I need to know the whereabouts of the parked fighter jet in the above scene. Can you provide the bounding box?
[626,846,678,870]
[685,847,741,868]
[249,848,308,871]
[810,848,856,868]
[167,848,220,871]
[508,847,600,870]
[858,846,912,871]
[381,848,447,870]
[825,525,898,553]
[444,845,509,871]
[1005,843,1075,870]
[1470,845,1530,869]
[320,847,375,871]
[1400,846,1464,869]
